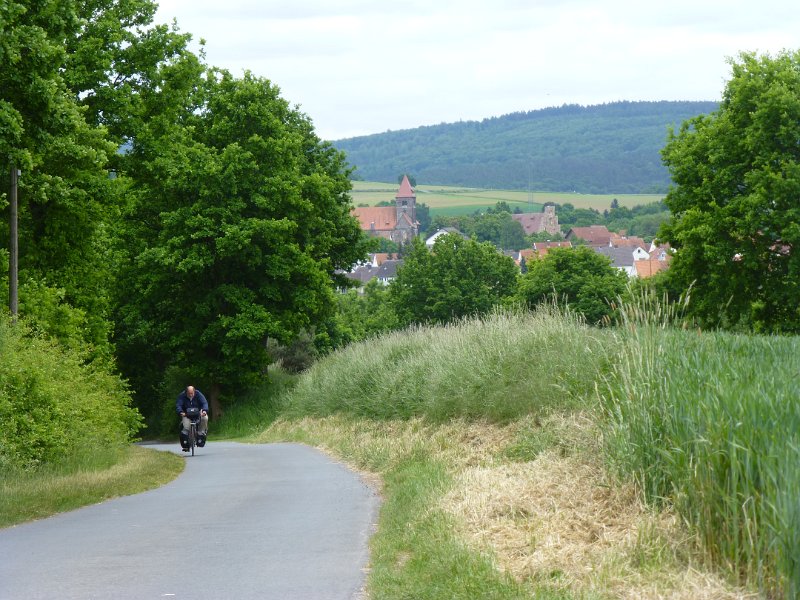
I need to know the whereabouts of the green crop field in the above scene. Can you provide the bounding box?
[350,180,664,216]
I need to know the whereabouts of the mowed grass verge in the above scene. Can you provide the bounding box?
[255,308,760,599]
[350,180,664,214]
[0,446,184,529]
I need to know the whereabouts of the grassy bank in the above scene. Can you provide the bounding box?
[257,308,763,598]
[278,307,608,422]
[0,446,183,528]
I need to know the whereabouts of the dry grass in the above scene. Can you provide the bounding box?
[440,422,758,599]
[258,415,510,474]
[258,414,758,599]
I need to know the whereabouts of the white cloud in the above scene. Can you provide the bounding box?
[154,0,800,140]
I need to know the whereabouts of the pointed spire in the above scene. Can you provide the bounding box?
[396,175,415,198]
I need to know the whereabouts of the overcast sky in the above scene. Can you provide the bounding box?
[153,0,799,141]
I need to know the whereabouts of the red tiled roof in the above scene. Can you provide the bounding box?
[566,226,612,246]
[352,206,397,231]
[613,236,647,248]
[396,175,415,198]
[512,213,546,234]
[533,241,572,250]
[635,259,670,278]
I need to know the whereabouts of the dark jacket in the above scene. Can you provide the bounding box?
[176,389,209,416]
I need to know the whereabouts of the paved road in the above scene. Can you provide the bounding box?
[0,442,380,600]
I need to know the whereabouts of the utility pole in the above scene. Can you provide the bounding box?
[9,164,18,321]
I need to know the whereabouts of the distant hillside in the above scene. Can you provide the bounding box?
[333,101,718,194]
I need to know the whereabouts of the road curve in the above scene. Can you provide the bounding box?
[0,442,380,600]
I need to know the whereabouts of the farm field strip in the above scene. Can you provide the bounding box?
[350,180,664,211]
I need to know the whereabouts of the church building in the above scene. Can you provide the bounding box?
[512,204,560,236]
[352,175,419,244]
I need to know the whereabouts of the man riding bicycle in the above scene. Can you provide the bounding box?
[176,385,209,451]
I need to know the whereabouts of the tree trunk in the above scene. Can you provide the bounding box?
[209,383,224,420]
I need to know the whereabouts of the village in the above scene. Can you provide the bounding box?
[346,175,672,288]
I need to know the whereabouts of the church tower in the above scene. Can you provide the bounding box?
[393,175,418,243]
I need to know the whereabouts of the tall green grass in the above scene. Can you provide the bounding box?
[602,308,800,597]
[278,307,612,422]
[210,367,296,439]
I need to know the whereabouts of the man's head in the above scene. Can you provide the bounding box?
[186,386,195,399]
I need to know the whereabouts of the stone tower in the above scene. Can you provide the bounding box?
[393,175,418,243]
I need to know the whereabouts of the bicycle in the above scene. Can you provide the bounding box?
[182,406,205,456]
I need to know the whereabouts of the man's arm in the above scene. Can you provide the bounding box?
[176,393,185,415]
[196,390,209,412]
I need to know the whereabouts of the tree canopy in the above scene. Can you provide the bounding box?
[113,70,368,414]
[659,50,800,333]
[0,0,127,356]
[2,1,370,427]
[516,246,628,324]
[390,234,518,326]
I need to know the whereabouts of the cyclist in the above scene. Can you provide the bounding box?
[176,385,209,451]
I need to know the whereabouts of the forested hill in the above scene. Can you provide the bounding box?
[332,101,718,194]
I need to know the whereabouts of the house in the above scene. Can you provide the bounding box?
[649,241,672,261]
[341,255,404,290]
[507,241,573,268]
[595,245,650,277]
[512,204,560,236]
[376,259,403,285]
[565,225,613,247]
[610,233,648,249]
[532,240,572,257]
[352,175,419,244]
[425,227,467,248]
[366,253,394,267]
[634,258,670,278]
[342,264,379,287]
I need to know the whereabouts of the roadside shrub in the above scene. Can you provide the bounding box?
[267,329,319,374]
[0,318,142,471]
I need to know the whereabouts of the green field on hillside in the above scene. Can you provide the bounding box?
[351,181,664,216]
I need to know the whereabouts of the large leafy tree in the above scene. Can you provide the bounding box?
[1,0,194,356]
[0,0,120,355]
[516,246,628,324]
[390,234,518,326]
[115,70,369,415]
[659,51,800,332]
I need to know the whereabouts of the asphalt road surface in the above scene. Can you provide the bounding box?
[0,442,380,600]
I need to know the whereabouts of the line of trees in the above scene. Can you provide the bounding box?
[334,234,630,348]
[1,0,369,437]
